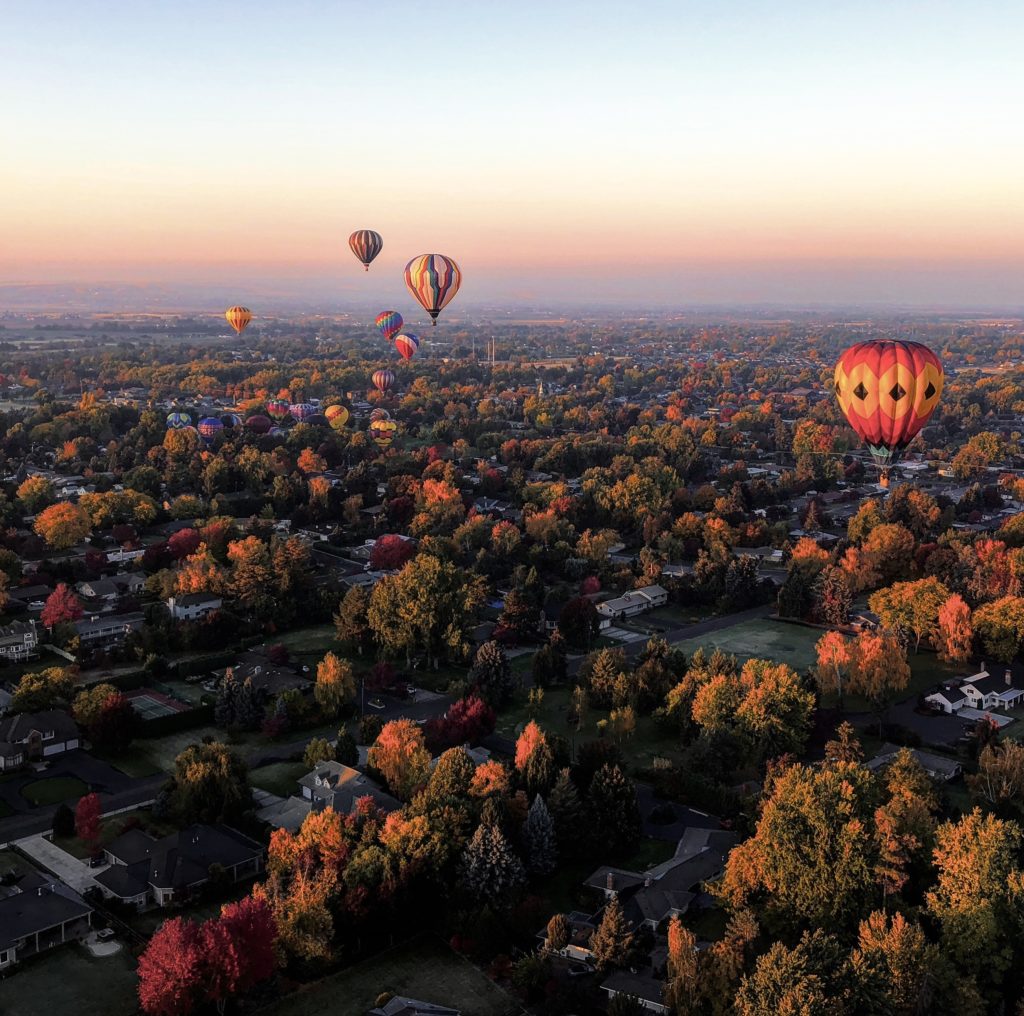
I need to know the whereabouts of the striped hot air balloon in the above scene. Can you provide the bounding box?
[404,254,461,326]
[375,310,403,343]
[324,404,350,428]
[245,414,272,434]
[289,402,316,423]
[166,411,191,429]
[394,333,419,361]
[834,339,944,486]
[369,408,391,423]
[371,369,394,395]
[197,417,224,442]
[369,418,398,449]
[349,230,383,271]
[225,306,252,335]
[266,399,290,422]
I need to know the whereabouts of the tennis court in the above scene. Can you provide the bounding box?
[125,688,189,719]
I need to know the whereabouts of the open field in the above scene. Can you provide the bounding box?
[20,776,89,806]
[251,761,307,797]
[262,936,519,1016]
[4,943,140,1016]
[673,617,822,672]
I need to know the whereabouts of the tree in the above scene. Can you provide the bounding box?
[973,595,1024,663]
[203,896,277,1009]
[814,630,852,707]
[847,631,911,733]
[75,792,101,851]
[588,764,641,857]
[72,682,120,730]
[815,566,853,627]
[425,746,476,804]
[167,742,251,824]
[214,670,239,728]
[937,593,974,662]
[557,597,600,650]
[735,659,814,762]
[532,630,568,687]
[497,588,541,645]
[138,917,205,1016]
[367,719,431,800]
[53,801,75,838]
[17,474,55,512]
[314,652,356,717]
[521,794,557,875]
[41,582,83,628]
[968,739,1024,814]
[458,822,526,906]
[734,939,833,1016]
[334,584,372,653]
[303,737,335,769]
[545,912,571,952]
[589,897,634,973]
[547,768,583,857]
[824,721,864,763]
[11,666,76,712]
[227,537,275,617]
[34,502,91,549]
[89,691,138,750]
[868,578,950,652]
[470,640,515,706]
[850,910,938,1016]
[335,728,358,767]
[369,533,416,571]
[664,917,701,1016]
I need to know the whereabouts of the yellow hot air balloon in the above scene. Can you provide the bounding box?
[225,306,253,335]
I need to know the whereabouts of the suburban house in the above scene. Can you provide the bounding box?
[369,998,461,1016]
[95,824,264,908]
[0,620,39,662]
[0,873,94,969]
[536,910,598,963]
[585,826,737,929]
[866,743,963,782]
[595,585,669,629]
[925,668,1024,715]
[0,710,80,771]
[76,577,122,603]
[924,684,970,714]
[166,593,223,621]
[74,611,145,649]
[601,969,668,1014]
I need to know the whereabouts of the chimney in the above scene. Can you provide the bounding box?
[606,872,614,891]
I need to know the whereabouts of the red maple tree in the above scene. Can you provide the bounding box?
[74,792,101,850]
[41,583,83,628]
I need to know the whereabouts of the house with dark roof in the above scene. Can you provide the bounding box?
[0,620,39,662]
[74,611,145,649]
[0,710,80,771]
[601,969,668,1014]
[166,593,223,621]
[368,998,460,1016]
[866,743,962,782]
[95,824,263,908]
[300,761,400,815]
[0,872,93,969]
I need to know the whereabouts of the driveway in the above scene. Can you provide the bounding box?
[14,833,102,892]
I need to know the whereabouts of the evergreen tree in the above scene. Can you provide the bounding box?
[545,912,571,952]
[335,728,358,767]
[532,630,568,687]
[523,741,555,796]
[588,764,641,857]
[589,897,634,973]
[458,822,526,906]
[522,794,557,875]
[470,640,516,706]
[214,669,239,727]
[334,584,372,653]
[236,677,264,730]
[547,767,583,857]
[426,746,476,805]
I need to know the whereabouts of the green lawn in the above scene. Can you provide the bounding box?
[52,807,177,859]
[0,848,42,878]
[251,761,308,797]
[96,743,163,778]
[4,943,140,1016]
[673,617,823,673]
[20,776,89,806]
[262,936,519,1016]
[269,624,338,661]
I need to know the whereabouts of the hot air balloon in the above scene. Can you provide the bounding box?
[324,404,349,426]
[369,418,398,449]
[394,333,419,361]
[369,407,391,423]
[245,414,272,434]
[266,399,290,422]
[834,339,944,487]
[375,310,403,343]
[372,369,394,395]
[349,230,383,271]
[197,416,225,442]
[166,411,191,429]
[225,306,252,335]
[289,402,316,423]
[220,413,242,429]
[269,426,286,437]
[404,254,461,326]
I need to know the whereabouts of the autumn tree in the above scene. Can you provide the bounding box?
[369,533,416,571]
[846,630,911,732]
[137,917,205,1016]
[41,583,83,628]
[334,584,373,654]
[227,536,275,617]
[367,718,431,800]
[973,595,1024,662]
[734,938,833,1016]
[968,739,1024,814]
[314,652,356,716]
[545,912,571,952]
[75,792,101,851]
[303,737,335,769]
[869,577,950,652]
[166,742,251,824]
[556,596,601,650]
[34,502,91,549]
[814,630,852,708]
[16,474,54,512]
[937,593,974,662]
[589,896,634,973]
[849,910,938,1015]
[470,639,515,706]
[11,666,76,712]
[203,896,277,1010]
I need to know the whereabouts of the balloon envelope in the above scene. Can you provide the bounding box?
[372,369,394,394]
[197,417,225,441]
[369,418,398,448]
[225,306,252,335]
[369,407,391,422]
[266,399,290,421]
[394,333,419,361]
[404,254,461,325]
[349,230,383,270]
[324,405,350,427]
[166,412,191,429]
[289,402,316,422]
[834,339,943,475]
[220,413,242,428]
[375,310,403,343]
[245,414,272,434]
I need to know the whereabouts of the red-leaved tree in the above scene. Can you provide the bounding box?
[138,918,205,1016]
[167,528,202,560]
[370,534,416,571]
[41,583,83,629]
[74,792,101,850]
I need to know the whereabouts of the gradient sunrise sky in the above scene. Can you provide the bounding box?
[2,0,1023,307]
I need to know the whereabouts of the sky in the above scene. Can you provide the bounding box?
[2,0,1024,309]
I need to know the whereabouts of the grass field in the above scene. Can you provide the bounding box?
[251,761,308,797]
[262,937,519,1016]
[5,943,139,1016]
[20,776,89,806]
[673,617,823,672]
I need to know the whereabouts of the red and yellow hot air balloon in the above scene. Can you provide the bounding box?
[834,339,943,486]
[371,369,394,395]
[394,333,419,361]
[404,254,461,326]
[225,306,252,335]
[324,404,349,429]
[349,230,383,271]
[369,417,398,449]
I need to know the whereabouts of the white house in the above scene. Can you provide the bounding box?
[167,593,223,622]
[0,710,80,771]
[0,620,39,663]
[960,669,1024,711]
[925,685,970,714]
[595,585,669,628]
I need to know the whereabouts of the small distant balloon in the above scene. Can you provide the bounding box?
[349,230,383,271]
[394,333,419,361]
[375,310,403,343]
[404,254,461,326]
[289,402,316,423]
[372,369,395,395]
[266,399,290,422]
[197,417,224,442]
[369,407,391,423]
[245,414,272,434]
[166,412,191,429]
[225,306,252,335]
